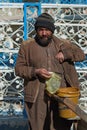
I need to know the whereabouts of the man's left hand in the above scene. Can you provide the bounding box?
[55,52,64,63]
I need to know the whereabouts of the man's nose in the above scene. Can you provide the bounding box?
[42,30,47,35]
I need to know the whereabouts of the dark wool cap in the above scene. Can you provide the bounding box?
[34,13,55,33]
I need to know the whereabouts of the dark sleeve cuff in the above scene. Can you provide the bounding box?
[31,68,38,78]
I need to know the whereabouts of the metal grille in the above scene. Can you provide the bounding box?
[0,0,87,4]
[0,3,24,117]
[0,2,41,117]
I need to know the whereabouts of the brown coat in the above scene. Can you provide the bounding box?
[15,35,85,103]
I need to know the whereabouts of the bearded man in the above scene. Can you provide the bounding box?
[15,13,85,130]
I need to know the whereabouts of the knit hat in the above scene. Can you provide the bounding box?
[34,13,55,33]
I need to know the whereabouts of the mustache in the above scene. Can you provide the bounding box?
[35,35,52,47]
[40,35,48,38]
[39,34,52,39]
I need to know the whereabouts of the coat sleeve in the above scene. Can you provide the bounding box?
[15,42,36,79]
[60,40,85,62]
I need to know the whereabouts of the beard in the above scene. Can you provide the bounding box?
[35,34,52,47]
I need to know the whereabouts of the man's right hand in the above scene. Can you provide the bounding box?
[35,68,52,79]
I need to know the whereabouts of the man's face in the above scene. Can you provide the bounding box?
[36,27,53,46]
